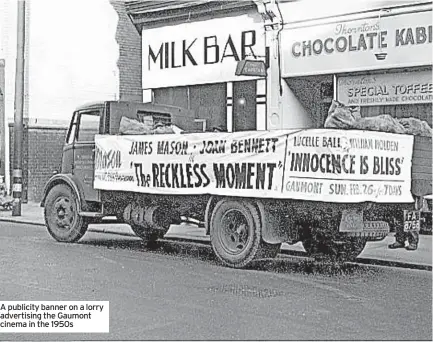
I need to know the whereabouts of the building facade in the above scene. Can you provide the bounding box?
[276,0,432,128]
[114,0,432,132]
[116,0,269,133]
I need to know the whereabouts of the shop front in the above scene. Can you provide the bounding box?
[277,1,432,129]
[140,11,267,133]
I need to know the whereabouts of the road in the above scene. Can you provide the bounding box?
[0,222,431,340]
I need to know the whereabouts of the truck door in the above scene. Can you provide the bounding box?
[72,110,101,202]
[62,112,78,175]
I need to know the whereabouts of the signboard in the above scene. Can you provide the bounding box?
[235,60,267,77]
[94,129,414,203]
[142,15,265,89]
[337,69,433,106]
[281,11,433,77]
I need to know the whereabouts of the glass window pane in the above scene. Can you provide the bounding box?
[77,113,100,142]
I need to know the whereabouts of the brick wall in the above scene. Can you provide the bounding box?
[9,123,67,202]
[110,0,143,102]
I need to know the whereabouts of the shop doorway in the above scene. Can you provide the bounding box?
[233,80,256,131]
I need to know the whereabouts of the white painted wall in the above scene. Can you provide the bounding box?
[266,24,312,130]
[281,81,312,129]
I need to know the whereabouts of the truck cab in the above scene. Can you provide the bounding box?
[42,100,196,216]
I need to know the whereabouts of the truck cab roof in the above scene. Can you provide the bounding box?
[73,100,190,114]
[73,101,107,112]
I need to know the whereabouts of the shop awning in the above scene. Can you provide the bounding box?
[125,1,213,14]
[125,0,257,29]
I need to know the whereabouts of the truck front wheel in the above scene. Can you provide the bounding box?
[210,199,281,268]
[44,184,88,242]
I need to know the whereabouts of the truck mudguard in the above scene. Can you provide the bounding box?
[40,173,86,210]
[205,196,289,244]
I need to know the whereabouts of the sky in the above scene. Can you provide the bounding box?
[0,0,119,123]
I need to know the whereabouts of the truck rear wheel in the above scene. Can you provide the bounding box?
[210,199,281,268]
[44,184,88,242]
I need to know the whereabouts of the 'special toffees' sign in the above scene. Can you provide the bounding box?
[337,69,433,106]
[94,129,414,203]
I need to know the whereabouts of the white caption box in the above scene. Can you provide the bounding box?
[0,301,109,333]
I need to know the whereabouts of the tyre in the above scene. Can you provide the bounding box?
[210,199,281,268]
[44,184,88,242]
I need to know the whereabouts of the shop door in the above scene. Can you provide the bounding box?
[233,80,256,132]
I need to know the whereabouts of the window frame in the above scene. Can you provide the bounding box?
[65,112,78,145]
[75,109,102,143]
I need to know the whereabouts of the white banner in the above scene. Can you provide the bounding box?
[94,129,414,203]
[142,14,265,89]
[282,129,413,202]
[281,11,433,77]
[337,70,433,106]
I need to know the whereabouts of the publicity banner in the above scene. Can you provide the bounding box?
[282,129,413,203]
[94,129,414,203]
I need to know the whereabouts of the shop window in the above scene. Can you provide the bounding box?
[320,82,333,100]
[153,83,226,131]
[190,83,226,130]
[153,86,188,109]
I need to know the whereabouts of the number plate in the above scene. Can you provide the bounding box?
[403,210,420,232]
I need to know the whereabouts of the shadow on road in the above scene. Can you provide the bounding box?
[247,258,377,277]
[79,235,380,277]
[80,237,218,263]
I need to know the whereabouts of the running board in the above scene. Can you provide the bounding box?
[79,211,105,218]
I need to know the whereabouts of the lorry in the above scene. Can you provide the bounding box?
[40,100,432,268]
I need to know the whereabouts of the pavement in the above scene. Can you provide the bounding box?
[0,201,431,270]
